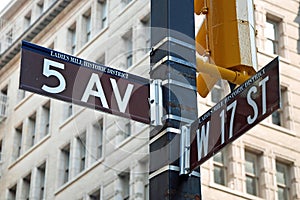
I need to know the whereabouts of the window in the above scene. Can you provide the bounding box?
[60,144,70,185]
[37,0,44,15]
[144,182,149,200]
[96,0,108,31]
[36,162,46,200]
[17,89,25,102]
[83,10,92,43]
[48,42,55,50]
[123,29,133,68]
[0,87,7,96]
[119,171,130,200]
[211,80,224,104]
[0,139,3,162]
[89,188,101,200]
[0,87,8,121]
[68,24,77,54]
[92,120,103,161]
[21,173,31,200]
[245,151,259,196]
[24,11,32,29]
[42,102,50,137]
[272,110,281,126]
[272,87,289,128]
[100,0,107,29]
[8,184,17,200]
[14,124,23,159]
[213,150,226,185]
[68,104,73,117]
[141,14,151,54]
[6,29,13,46]
[139,160,149,200]
[77,133,86,173]
[96,54,105,65]
[122,0,133,7]
[116,119,131,144]
[28,113,37,147]
[65,103,73,119]
[124,121,131,139]
[276,161,290,200]
[264,16,280,55]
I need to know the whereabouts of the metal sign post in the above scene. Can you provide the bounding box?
[150,0,201,199]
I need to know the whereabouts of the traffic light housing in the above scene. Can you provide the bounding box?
[195,0,257,97]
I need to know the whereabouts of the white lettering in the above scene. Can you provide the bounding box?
[227,100,237,140]
[81,73,109,109]
[220,110,225,144]
[110,78,134,113]
[259,76,269,115]
[197,121,210,161]
[247,86,258,124]
[220,100,237,144]
[42,58,66,94]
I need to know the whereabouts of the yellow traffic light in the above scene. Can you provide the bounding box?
[195,0,257,97]
[194,0,204,15]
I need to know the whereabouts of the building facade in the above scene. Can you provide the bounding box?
[0,0,299,200]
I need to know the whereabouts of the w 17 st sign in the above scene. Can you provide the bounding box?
[190,58,280,170]
[20,41,150,124]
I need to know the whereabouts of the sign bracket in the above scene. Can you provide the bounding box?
[180,124,191,175]
[149,79,163,126]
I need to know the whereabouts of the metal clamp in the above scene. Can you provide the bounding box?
[149,127,180,145]
[180,124,191,175]
[149,79,163,126]
[161,114,194,124]
[151,36,195,53]
[152,55,196,71]
[149,165,180,180]
[161,79,197,91]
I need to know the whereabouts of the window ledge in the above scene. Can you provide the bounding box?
[118,0,136,17]
[209,182,264,200]
[75,26,109,58]
[8,134,51,169]
[260,121,296,136]
[116,135,133,149]
[205,100,216,107]
[59,107,85,130]
[14,93,34,111]
[257,50,290,65]
[127,53,149,74]
[54,157,104,196]
[115,125,149,149]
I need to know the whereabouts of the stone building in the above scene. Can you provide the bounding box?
[0,0,299,199]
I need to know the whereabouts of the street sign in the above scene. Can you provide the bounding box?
[190,57,280,171]
[20,41,150,124]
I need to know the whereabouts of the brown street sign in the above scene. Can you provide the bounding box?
[20,41,150,124]
[190,58,280,171]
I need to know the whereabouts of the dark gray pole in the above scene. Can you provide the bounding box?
[149,0,201,199]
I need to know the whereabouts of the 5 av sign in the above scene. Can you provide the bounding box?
[20,41,150,124]
[190,58,280,170]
